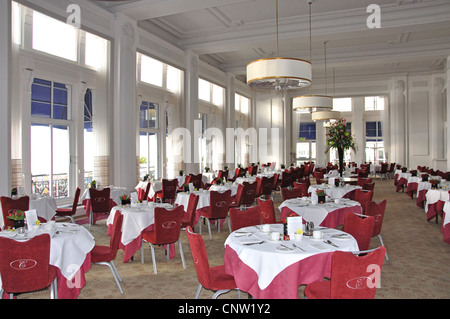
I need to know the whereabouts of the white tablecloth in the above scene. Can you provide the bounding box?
[278,197,361,227]
[425,189,450,212]
[224,224,358,290]
[107,202,173,246]
[174,190,211,212]
[308,184,361,202]
[209,184,238,196]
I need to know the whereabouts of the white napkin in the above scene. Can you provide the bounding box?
[189,183,194,192]
[25,209,38,230]
[130,192,138,204]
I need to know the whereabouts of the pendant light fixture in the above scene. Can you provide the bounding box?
[246,0,312,91]
[293,1,333,112]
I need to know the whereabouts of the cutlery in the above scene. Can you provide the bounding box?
[324,240,338,248]
[243,241,264,245]
[292,243,305,251]
[279,243,294,250]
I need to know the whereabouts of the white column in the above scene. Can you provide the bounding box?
[112,15,137,190]
[0,0,11,196]
[430,77,446,167]
[352,97,365,164]
[316,122,326,167]
[184,50,199,174]
[225,73,236,169]
[447,56,450,171]
[283,93,292,165]
[390,79,407,166]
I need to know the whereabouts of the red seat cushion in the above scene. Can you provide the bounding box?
[208,265,238,291]
[90,245,113,263]
[304,280,331,299]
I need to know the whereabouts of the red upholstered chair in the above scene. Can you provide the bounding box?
[0,234,57,299]
[292,182,308,197]
[354,189,373,213]
[281,187,304,201]
[181,193,199,230]
[141,205,186,274]
[89,187,111,230]
[0,196,30,229]
[357,177,372,187]
[139,182,151,201]
[365,200,389,261]
[362,182,375,192]
[343,212,375,251]
[156,179,178,204]
[91,211,124,294]
[189,173,203,190]
[186,226,241,299]
[256,176,275,198]
[199,190,232,240]
[55,187,81,223]
[229,206,261,231]
[217,170,228,181]
[257,198,281,224]
[304,246,386,299]
[230,182,257,209]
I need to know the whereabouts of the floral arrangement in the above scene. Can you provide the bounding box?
[90,180,97,188]
[204,167,210,172]
[326,118,356,152]
[316,189,326,197]
[7,210,25,221]
[179,170,184,176]
[11,187,17,196]
[430,179,440,189]
[121,194,130,201]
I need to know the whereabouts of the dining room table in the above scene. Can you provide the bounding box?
[424,187,450,222]
[106,202,175,263]
[0,221,94,299]
[0,195,58,229]
[278,197,362,228]
[308,184,361,203]
[224,223,359,299]
[442,201,450,244]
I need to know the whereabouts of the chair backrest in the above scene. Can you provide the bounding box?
[161,179,178,199]
[257,198,277,224]
[182,193,199,227]
[343,212,375,251]
[362,182,375,191]
[292,182,308,197]
[189,174,203,189]
[364,200,387,237]
[271,173,279,190]
[329,246,386,299]
[0,196,30,229]
[109,212,124,260]
[71,187,82,212]
[357,177,372,187]
[281,171,293,188]
[208,190,232,219]
[259,176,274,196]
[143,182,151,201]
[241,182,257,205]
[354,189,374,212]
[89,188,111,213]
[186,226,212,289]
[229,206,261,231]
[281,187,303,201]
[0,234,53,293]
[152,205,184,244]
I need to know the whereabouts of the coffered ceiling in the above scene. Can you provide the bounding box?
[91,0,450,84]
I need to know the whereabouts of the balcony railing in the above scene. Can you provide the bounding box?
[31,171,94,198]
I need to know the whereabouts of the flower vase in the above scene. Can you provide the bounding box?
[338,147,344,177]
[14,219,25,229]
[318,195,326,204]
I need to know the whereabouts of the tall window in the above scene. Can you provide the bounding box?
[32,11,78,61]
[297,123,316,164]
[31,78,72,198]
[365,96,385,111]
[198,78,224,107]
[139,101,160,179]
[138,53,182,93]
[198,113,207,171]
[235,93,250,114]
[333,98,352,112]
[365,121,385,163]
[83,89,94,187]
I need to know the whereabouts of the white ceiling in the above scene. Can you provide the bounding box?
[91,0,450,84]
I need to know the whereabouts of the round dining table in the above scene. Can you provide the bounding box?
[224,224,359,299]
[107,202,175,263]
[0,222,94,299]
[308,184,361,203]
[278,197,361,228]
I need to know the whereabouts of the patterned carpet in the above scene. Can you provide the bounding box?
[19,178,450,299]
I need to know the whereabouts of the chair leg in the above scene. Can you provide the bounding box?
[94,261,124,294]
[227,216,231,233]
[195,283,203,299]
[206,218,212,240]
[150,243,157,274]
[178,240,186,269]
[69,216,75,224]
[213,289,231,299]
[50,278,58,299]
[377,234,389,261]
